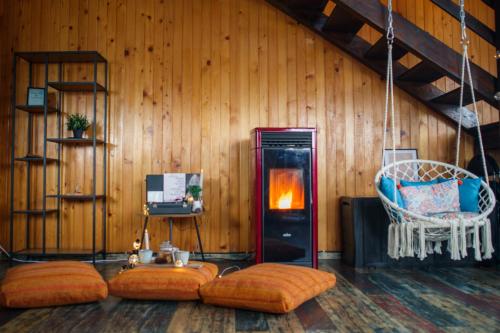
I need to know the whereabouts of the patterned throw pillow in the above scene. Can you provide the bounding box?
[399,180,460,215]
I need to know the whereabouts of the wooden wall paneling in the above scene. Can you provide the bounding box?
[247,0,260,254]
[258,2,269,127]
[209,0,221,253]
[286,16,298,127]
[295,20,307,128]
[324,46,338,252]
[179,0,193,250]
[200,0,212,253]
[315,34,327,250]
[121,0,136,251]
[277,10,287,127]
[219,0,231,252]
[238,0,250,253]
[1,0,492,254]
[353,54,364,197]
[267,7,278,126]
[131,0,145,250]
[343,55,355,198]
[333,50,345,251]
[228,0,240,252]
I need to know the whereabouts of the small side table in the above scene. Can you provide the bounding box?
[140,206,205,261]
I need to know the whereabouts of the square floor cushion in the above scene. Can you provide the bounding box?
[0,261,108,308]
[108,261,218,301]
[199,263,336,314]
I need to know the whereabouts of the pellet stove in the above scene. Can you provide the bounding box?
[250,128,318,268]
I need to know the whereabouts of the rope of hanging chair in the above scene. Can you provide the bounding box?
[381,0,398,206]
[454,0,490,185]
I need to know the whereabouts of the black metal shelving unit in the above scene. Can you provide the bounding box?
[9,51,108,263]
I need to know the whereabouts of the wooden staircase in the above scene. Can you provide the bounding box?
[267,0,499,129]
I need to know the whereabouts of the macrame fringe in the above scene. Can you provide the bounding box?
[459,218,467,258]
[405,222,414,257]
[473,221,482,261]
[482,219,494,259]
[426,241,434,254]
[434,241,442,254]
[399,223,406,258]
[387,218,495,261]
[450,221,460,260]
[466,232,473,248]
[418,223,426,261]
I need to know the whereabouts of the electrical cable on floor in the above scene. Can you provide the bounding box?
[217,265,241,278]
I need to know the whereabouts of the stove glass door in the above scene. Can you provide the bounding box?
[262,147,311,264]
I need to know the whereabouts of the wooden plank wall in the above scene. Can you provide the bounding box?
[0,0,493,254]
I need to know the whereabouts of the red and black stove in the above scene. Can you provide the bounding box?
[250,128,318,268]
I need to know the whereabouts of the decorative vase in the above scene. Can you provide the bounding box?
[73,129,84,139]
[192,200,202,213]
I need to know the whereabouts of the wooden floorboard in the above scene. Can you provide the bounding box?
[0,260,499,332]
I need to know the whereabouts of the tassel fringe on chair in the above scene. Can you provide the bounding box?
[386,219,493,261]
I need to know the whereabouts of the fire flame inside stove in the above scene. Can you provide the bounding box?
[278,190,293,209]
[269,169,305,210]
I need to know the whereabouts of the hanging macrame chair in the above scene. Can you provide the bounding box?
[374,0,496,261]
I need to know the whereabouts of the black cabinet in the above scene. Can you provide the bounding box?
[340,196,499,267]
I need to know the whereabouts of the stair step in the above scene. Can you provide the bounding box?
[431,87,480,105]
[288,0,328,10]
[322,6,364,42]
[397,61,445,83]
[365,38,408,60]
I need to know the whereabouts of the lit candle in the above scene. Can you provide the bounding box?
[175,259,184,268]
[133,239,141,251]
[144,229,150,250]
[129,254,139,266]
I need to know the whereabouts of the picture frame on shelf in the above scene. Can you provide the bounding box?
[27,87,45,106]
[383,148,419,180]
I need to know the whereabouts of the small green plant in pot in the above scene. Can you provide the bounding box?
[66,113,90,139]
[188,185,203,213]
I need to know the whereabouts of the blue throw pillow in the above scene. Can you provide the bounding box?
[400,179,438,187]
[458,178,481,212]
[380,177,405,208]
[438,178,481,212]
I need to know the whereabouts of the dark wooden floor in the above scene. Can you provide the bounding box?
[0,259,499,333]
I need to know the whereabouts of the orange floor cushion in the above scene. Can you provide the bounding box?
[0,261,108,308]
[108,261,218,301]
[199,263,336,314]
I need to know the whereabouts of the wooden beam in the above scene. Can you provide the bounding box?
[397,61,445,84]
[482,0,494,9]
[287,0,328,10]
[322,6,364,42]
[431,87,479,106]
[331,0,498,109]
[365,38,408,61]
[430,0,494,45]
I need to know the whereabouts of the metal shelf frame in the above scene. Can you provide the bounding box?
[9,51,108,264]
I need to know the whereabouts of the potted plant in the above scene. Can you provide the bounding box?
[188,185,203,213]
[66,113,90,139]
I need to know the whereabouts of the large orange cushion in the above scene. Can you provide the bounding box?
[0,261,108,308]
[108,261,218,300]
[199,263,336,313]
